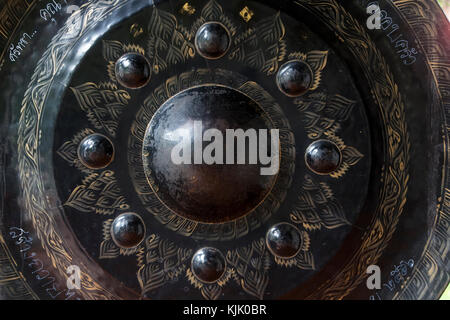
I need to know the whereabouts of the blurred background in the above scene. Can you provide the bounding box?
[438,0,450,17]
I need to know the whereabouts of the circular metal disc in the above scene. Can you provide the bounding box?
[0,0,448,300]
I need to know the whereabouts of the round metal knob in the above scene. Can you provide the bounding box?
[191,247,226,283]
[266,223,302,258]
[276,60,313,97]
[305,140,342,174]
[195,22,231,59]
[78,133,114,169]
[115,52,151,89]
[142,85,277,223]
[110,213,146,248]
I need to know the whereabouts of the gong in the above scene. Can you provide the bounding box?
[0,0,448,300]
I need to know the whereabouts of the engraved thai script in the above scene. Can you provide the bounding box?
[8,226,80,300]
[9,33,33,62]
[361,0,418,65]
[9,0,76,63]
[40,0,67,23]
[369,258,414,300]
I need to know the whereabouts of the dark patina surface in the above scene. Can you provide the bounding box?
[0,0,447,301]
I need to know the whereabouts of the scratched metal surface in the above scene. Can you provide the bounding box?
[0,0,448,300]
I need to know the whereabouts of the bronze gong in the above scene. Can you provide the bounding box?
[0,0,448,300]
